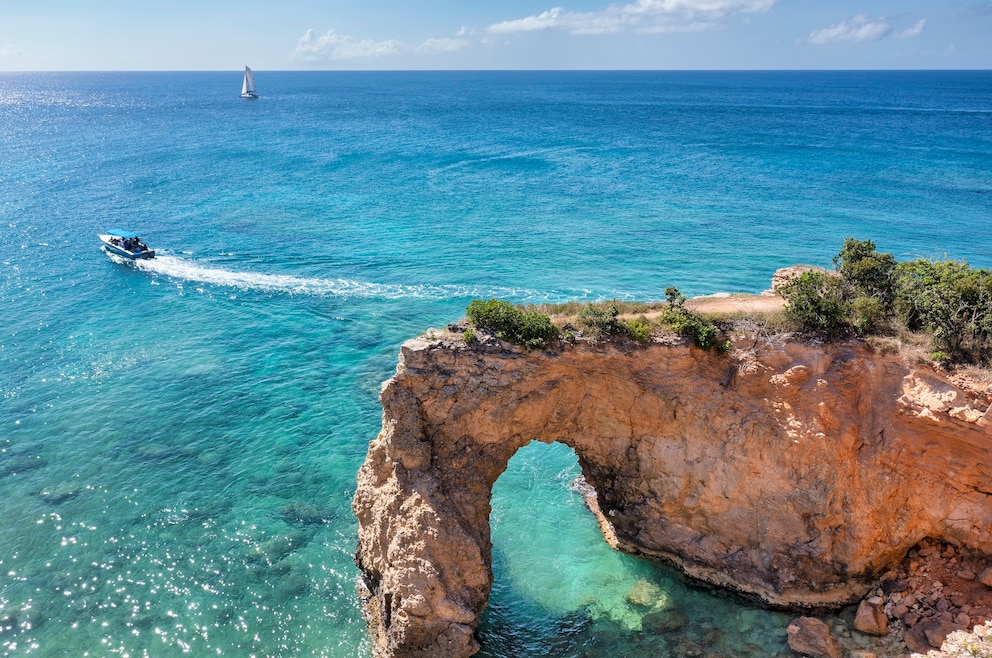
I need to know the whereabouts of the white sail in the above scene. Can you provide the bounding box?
[241,66,257,98]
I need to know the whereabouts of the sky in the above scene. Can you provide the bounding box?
[1,1,990,71]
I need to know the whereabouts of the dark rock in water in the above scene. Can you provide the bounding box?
[786,617,842,658]
[136,444,173,462]
[275,571,310,600]
[670,638,705,657]
[279,501,332,526]
[38,484,83,505]
[700,628,722,647]
[247,530,314,564]
[0,454,48,478]
[129,613,157,630]
[642,607,689,634]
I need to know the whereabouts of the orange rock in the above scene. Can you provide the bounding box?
[854,597,888,636]
[354,333,992,657]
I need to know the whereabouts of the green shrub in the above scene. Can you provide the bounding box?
[466,299,559,349]
[577,302,626,340]
[780,271,848,335]
[462,328,477,344]
[624,319,652,344]
[574,302,654,343]
[658,302,726,351]
[849,295,887,335]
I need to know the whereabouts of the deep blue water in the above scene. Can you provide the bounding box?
[1,70,990,657]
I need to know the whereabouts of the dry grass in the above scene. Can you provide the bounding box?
[525,298,992,385]
[525,300,667,321]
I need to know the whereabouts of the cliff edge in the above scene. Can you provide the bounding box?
[353,330,992,658]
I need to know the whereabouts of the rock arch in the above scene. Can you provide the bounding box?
[353,333,992,658]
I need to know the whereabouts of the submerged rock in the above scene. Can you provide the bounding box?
[624,578,665,609]
[641,606,688,635]
[278,500,332,526]
[37,483,82,505]
[246,530,313,564]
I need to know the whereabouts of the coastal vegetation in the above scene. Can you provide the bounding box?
[465,237,992,369]
[465,299,560,349]
[781,238,992,367]
[465,295,726,351]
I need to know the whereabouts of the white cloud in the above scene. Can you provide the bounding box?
[293,28,401,61]
[487,0,774,35]
[808,15,926,45]
[489,7,567,33]
[808,14,891,44]
[623,0,775,19]
[416,38,469,53]
[0,43,21,58]
[895,19,927,39]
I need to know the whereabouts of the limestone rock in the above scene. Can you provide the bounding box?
[786,616,843,658]
[771,265,829,292]
[853,597,888,636]
[353,334,992,657]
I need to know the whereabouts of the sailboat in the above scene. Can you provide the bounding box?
[240,66,258,99]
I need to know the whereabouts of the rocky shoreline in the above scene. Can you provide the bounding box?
[580,476,992,658]
[783,536,992,657]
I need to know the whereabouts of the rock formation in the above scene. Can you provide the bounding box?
[352,330,992,658]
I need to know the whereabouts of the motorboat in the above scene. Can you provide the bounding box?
[99,229,155,259]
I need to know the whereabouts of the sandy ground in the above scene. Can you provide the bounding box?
[685,292,785,315]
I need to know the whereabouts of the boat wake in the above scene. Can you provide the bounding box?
[115,253,569,303]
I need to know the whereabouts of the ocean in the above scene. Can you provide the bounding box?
[1,70,990,657]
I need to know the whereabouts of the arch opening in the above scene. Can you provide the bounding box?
[474,440,795,658]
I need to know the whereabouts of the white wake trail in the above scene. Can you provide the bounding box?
[116,253,562,303]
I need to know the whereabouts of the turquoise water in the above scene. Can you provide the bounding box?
[1,71,990,657]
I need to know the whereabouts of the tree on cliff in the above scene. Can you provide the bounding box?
[780,237,992,367]
[894,258,992,364]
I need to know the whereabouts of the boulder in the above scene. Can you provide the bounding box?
[924,621,957,649]
[786,617,843,658]
[854,597,888,636]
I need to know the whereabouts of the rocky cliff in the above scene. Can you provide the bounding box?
[352,330,992,658]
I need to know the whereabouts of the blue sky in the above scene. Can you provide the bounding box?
[1,1,989,70]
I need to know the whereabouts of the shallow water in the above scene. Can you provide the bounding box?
[1,70,990,656]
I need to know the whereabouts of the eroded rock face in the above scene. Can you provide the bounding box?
[353,333,992,658]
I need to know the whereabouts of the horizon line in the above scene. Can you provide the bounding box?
[1,67,990,74]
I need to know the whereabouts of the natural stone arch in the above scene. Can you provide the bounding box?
[353,333,992,658]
